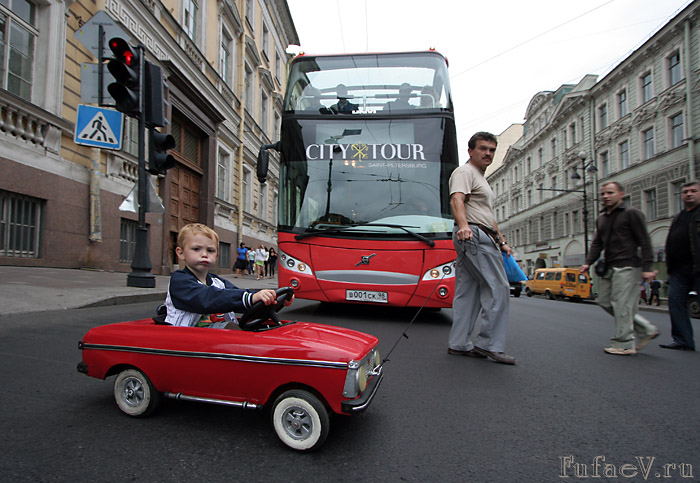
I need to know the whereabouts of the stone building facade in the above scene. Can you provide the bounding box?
[488,1,699,280]
[0,0,297,274]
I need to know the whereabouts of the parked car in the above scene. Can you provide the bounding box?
[524,268,592,301]
[77,287,383,451]
[510,281,522,297]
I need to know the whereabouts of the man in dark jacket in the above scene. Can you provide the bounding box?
[580,181,658,355]
[660,181,700,351]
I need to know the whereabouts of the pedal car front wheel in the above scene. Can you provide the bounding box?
[114,368,161,417]
[271,389,329,451]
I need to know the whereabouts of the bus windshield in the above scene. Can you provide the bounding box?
[279,117,456,237]
[284,51,453,114]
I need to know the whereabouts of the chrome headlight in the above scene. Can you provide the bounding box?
[422,261,456,281]
[279,250,314,276]
[343,348,382,398]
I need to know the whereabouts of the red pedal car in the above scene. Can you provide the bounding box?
[77,287,383,451]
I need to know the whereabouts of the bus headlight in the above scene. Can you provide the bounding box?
[422,261,456,281]
[279,250,313,276]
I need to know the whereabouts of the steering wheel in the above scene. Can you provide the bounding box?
[239,286,294,331]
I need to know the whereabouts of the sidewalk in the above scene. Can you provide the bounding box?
[0,266,279,316]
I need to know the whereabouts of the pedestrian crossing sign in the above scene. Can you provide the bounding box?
[74,104,124,150]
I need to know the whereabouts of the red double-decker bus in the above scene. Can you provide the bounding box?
[258,50,458,307]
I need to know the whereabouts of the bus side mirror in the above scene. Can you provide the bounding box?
[257,141,280,184]
[257,150,269,184]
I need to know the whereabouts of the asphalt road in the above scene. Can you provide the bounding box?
[0,297,698,482]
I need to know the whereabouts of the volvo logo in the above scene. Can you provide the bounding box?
[355,253,376,267]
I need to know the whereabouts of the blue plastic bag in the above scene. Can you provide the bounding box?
[502,253,527,282]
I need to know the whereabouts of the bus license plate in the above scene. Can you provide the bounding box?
[346,290,388,303]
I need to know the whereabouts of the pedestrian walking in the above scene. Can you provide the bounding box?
[659,181,700,351]
[648,278,661,306]
[580,181,659,355]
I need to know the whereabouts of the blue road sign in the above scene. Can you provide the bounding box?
[74,104,124,149]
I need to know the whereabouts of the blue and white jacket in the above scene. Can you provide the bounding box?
[164,267,256,327]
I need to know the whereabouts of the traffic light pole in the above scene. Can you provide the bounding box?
[127,44,156,288]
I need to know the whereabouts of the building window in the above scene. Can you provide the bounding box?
[242,166,252,212]
[0,0,36,101]
[1,189,42,257]
[671,180,686,214]
[272,191,279,226]
[183,0,198,41]
[551,176,557,194]
[599,104,608,130]
[668,51,681,86]
[275,52,282,84]
[273,110,280,142]
[526,189,531,208]
[260,90,269,134]
[119,218,137,263]
[569,122,577,147]
[645,188,657,220]
[641,71,653,104]
[123,118,139,157]
[244,0,254,28]
[538,148,543,166]
[600,151,610,177]
[244,63,253,112]
[538,183,543,203]
[526,157,531,174]
[551,138,557,157]
[262,23,269,61]
[218,242,230,269]
[618,89,627,118]
[220,27,234,87]
[258,182,268,219]
[572,210,579,233]
[670,112,684,149]
[619,140,629,170]
[642,128,655,160]
[217,149,231,202]
[171,115,202,166]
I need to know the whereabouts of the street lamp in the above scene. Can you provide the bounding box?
[571,151,598,259]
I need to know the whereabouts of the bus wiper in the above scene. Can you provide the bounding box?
[295,223,435,247]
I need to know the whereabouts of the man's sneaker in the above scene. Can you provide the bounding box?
[636,330,659,351]
[604,347,637,356]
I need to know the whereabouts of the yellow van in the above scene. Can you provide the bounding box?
[524,268,592,302]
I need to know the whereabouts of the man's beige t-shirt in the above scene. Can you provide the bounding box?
[449,161,495,227]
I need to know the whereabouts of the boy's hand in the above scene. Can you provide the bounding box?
[252,289,277,305]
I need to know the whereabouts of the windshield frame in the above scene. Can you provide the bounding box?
[284,51,453,115]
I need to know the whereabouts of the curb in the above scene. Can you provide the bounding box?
[79,292,168,309]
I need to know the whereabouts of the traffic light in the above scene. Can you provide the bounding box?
[107,37,141,116]
[148,128,176,175]
[144,62,166,127]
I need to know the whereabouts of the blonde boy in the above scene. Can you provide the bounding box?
[164,223,278,327]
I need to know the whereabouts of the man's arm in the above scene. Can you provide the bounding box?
[450,192,474,241]
[492,220,514,256]
[630,209,656,280]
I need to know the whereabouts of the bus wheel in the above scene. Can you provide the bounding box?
[525,288,532,297]
[546,290,554,300]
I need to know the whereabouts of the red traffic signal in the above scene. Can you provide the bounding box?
[107,37,140,115]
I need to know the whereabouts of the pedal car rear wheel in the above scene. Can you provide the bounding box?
[271,390,329,451]
[114,368,161,417]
